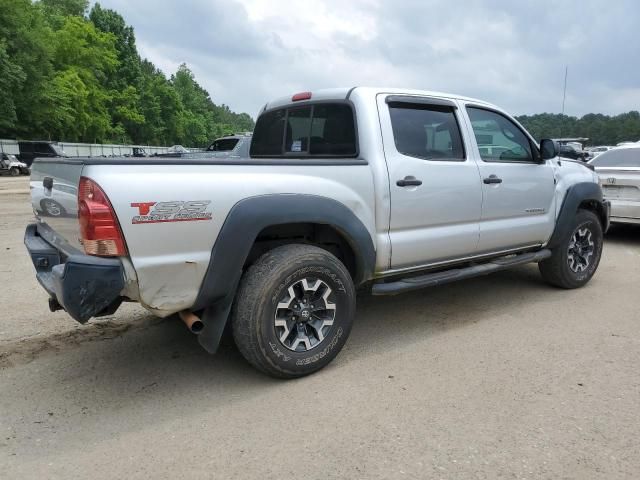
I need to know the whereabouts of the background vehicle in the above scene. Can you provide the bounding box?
[206,134,251,158]
[150,135,252,159]
[591,145,640,225]
[17,141,66,166]
[25,87,609,378]
[0,153,30,176]
[588,146,613,159]
[558,144,589,161]
[166,145,190,154]
[152,145,191,158]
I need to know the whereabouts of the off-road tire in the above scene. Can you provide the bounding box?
[10,167,19,176]
[231,244,356,378]
[539,209,603,289]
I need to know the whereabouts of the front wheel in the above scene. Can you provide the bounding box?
[231,244,356,378]
[10,167,19,176]
[539,209,603,288]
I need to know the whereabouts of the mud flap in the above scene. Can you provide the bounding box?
[197,279,239,354]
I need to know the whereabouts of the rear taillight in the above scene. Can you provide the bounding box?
[78,177,127,256]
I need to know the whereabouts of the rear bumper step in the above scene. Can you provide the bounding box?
[372,249,552,296]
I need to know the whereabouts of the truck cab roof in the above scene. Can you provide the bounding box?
[262,87,496,112]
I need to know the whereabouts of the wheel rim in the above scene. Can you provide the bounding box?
[567,226,595,273]
[44,201,61,216]
[274,277,336,352]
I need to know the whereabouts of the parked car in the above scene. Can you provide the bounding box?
[166,145,190,154]
[590,145,640,225]
[206,134,251,158]
[588,146,613,159]
[153,145,198,158]
[25,87,609,378]
[558,144,589,161]
[17,141,66,166]
[0,153,30,176]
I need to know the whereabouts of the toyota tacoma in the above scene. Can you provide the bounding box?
[25,87,610,378]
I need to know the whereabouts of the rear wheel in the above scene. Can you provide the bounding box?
[231,244,356,378]
[539,209,603,288]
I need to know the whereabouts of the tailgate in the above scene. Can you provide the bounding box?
[30,158,84,251]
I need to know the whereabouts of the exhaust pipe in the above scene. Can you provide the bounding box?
[179,310,204,335]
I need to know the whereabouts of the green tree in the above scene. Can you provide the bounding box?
[0,0,54,138]
[0,0,253,145]
[517,112,640,146]
[40,16,118,141]
[0,41,27,131]
[40,0,88,17]
[89,3,141,89]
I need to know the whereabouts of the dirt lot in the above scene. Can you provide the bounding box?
[1,175,639,479]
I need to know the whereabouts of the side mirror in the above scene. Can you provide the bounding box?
[540,138,558,160]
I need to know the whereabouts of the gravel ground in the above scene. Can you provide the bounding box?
[1,175,639,479]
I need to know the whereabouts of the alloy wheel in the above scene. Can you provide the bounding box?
[567,226,595,273]
[274,277,336,352]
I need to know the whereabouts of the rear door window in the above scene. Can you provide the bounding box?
[388,103,465,161]
[250,103,357,158]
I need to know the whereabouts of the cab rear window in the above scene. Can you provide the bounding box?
[250,103,357,157]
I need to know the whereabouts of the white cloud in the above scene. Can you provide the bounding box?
[95,0,640,118]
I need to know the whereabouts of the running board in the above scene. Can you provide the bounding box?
[372,249,552,296]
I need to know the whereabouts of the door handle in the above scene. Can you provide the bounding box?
[483,175,502,185]
[396,176,422,187]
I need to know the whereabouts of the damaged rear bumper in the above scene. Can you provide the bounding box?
[24,223,124,323]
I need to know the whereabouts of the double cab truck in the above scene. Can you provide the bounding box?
[25,87,610,378]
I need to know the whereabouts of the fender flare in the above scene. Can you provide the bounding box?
[192,194,376,353]
[547,182,608,248]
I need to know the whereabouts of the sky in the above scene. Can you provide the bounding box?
[95,0,640,119]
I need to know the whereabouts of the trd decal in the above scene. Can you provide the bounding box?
[131,201,212,224]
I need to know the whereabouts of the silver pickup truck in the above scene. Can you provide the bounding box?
[25,87,610,378]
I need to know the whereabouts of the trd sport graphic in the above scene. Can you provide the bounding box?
[130,200,212,224]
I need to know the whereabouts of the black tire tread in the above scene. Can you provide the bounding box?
[539,209,603,289]
[231,244,354,378]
